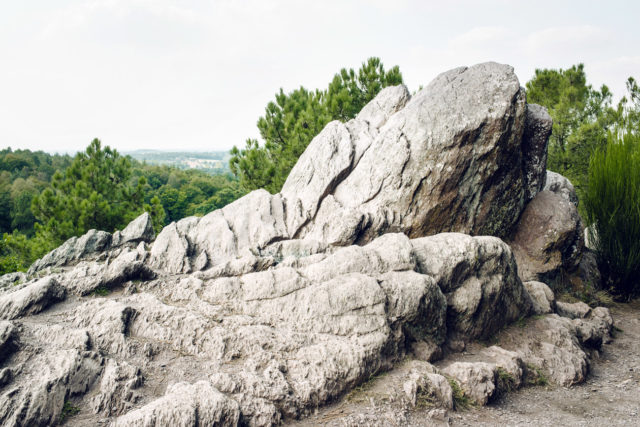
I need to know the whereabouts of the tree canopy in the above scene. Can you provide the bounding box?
[525,64,640,208]
[230,57,403,193]
[31,139,151,245]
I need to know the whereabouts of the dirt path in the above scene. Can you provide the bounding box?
[450,301,640,427]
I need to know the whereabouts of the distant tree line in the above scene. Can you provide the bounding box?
[0,141,244,274]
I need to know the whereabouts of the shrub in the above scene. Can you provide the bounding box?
[584,131,640,301]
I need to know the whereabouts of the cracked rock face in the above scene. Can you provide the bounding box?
[149,62,550,275]
[0,62,610,426]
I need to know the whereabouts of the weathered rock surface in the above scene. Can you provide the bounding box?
[544,170,579,206]
[442,362,498,405]
[150,63,539,276]
[509,190,584,287]
[0,277,65,320]
[111,212,155,247]
[522,104,552,201]
[28,229,111,274]
[300,62,529,244]
[524,281,556,314]
[0,62,612,426]
[411,233,532,341]
[114,381,240,426]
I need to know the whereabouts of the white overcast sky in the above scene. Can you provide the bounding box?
[1,0,639,154]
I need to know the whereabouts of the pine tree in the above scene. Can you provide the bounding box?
[31,139,157,245]
[230,57,404,193]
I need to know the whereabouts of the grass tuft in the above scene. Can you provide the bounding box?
[93,286,110,296]
[496,367,517,393]
[59,401,80,424]
[446,376,472,410]
[524,363,549,387]
[584,131,640,301]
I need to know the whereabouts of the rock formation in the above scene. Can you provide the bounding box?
[0,62,611,426]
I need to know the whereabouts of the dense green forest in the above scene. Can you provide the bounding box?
[0,142,243,274]
[2,59,639,298]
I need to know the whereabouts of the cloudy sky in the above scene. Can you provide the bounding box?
[1,0,639,154]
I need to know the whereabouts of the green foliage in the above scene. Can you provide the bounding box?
[93,286,110,296]
[135,165,244,223]
[524,364,549,386]
[584,131,640,300]
[526,64,619,205]
[31,139,151,245]
[0,143,243,275]
[325,57,403,121]
[144,196,166,235]
[446,377,472,410]
[230,57,403,193]
[496,367,517,393]
[0,148,72,235]
[415,385,437,409]
[59,401,80,424]
[0,231,51,275]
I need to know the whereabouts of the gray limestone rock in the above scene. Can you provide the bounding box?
[524,281,556,314]
[90,359,144,416]
[0,62,610,426]
[403,361,453,410]
[0,321,17,362]
[481,346,526,389]
[112,212,155,246]
[0,277,65,320]
[442,362,498,405]
[556,301,592,319]
[28,229,112,274]
[302,62,528,244]
[0,350,103,426]
[114,381,240,426]
[0,272,27,290]
[412,233,532,341]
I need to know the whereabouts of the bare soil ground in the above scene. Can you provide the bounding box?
[290,301,640,426]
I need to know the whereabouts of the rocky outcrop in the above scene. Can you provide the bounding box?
[0,62,612,426]
[150,63,552,275]
[27,212,155,275]
[111,212,155,247]
[509,190,584,287]
[28,229,111,274]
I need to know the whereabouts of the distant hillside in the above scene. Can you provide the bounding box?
[125,150,231,174]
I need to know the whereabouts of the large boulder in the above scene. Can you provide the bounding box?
[509,190,584,287]
[298,62,530,244]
